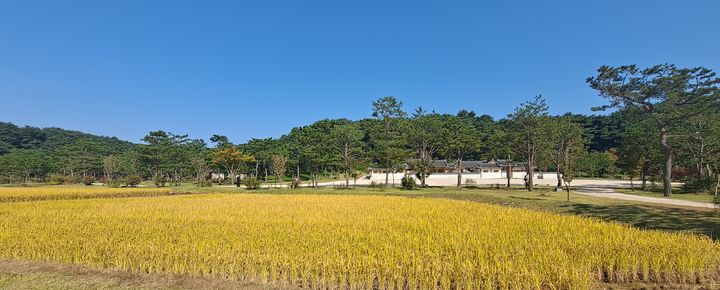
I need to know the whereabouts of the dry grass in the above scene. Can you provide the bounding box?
[0,194,718,289]
[0,187,172,202]
[0,259,289,290]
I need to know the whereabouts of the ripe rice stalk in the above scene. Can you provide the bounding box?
[0,194,717,289]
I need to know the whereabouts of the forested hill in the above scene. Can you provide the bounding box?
[0,122,136,180]
[0,122,133,154]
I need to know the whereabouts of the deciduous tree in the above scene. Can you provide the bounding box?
[408,110,444,187]
[507,96,550,191]
[542,117,585,191]
[103,155,120,182]
[441,115,482,188]
[212,145,255,185]
[271,155,288,188]
[331,123,364,188]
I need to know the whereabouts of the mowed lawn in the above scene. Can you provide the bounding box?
[616,188,717,203]
[0,190,719,289]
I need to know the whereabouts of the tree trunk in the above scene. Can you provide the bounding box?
[630,178,634,191]
[556,163,562,189]
[421,172,426,188]
[699,140,705,177]
[714,173,719,197]
[659,127,673,197]
[345,169,349,188]
[344,144,350,188]
[641,162,648,190]
[456,159,462,188]
[506,165,512,188]
[527,162,535,192]
[228,168,238,186]
[565,181,571,201]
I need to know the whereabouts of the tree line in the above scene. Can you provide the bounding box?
[1,64,718,196]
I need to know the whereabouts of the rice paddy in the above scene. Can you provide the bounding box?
[0,187,172,202]
[0,193,718,289]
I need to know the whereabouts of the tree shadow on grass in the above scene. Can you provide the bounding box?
[507,196,545,201]
[409,192,720,240]
[559,203,720,240]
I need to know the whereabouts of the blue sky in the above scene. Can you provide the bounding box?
[1,1,718,144]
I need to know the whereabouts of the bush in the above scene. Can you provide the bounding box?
[154,176,167,188]
[63,175,81,185]
[465,178,478,188]
[106,180,122,188]
[683,177,716,193]
[124,175,142,187]
[47,174,65,185]
[401,176,417,190]
[243,178,261,190]
[289,178,301,189]
[82,176,95,186]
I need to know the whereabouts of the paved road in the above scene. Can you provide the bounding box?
[575,186,716,209]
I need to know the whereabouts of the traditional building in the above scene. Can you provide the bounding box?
[369,159,530,178]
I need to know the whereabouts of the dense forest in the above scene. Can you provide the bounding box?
[1,64,719,195]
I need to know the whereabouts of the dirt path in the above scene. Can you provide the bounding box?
[575,186,716,209]
[0,260,292,290]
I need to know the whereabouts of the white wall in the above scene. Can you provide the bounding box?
[369,172,560,183]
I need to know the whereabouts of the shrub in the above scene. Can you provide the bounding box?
[47,174,65,185]
[243,178,261,190]
[154,176,167,188]
[683,177,716,193]
[63,175,81,185]
[289,178,301,189]
[465,178,478,188]
[401,176,417,190]
[106,180,122,188]
[82,176,95,186]
[124,175,142,187]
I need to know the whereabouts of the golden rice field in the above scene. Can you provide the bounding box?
[0,187,172,202]
[0,194,718,289]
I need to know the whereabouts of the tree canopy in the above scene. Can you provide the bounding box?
[1,65,718,196]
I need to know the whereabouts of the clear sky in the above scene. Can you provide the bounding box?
[1,1,718,144]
